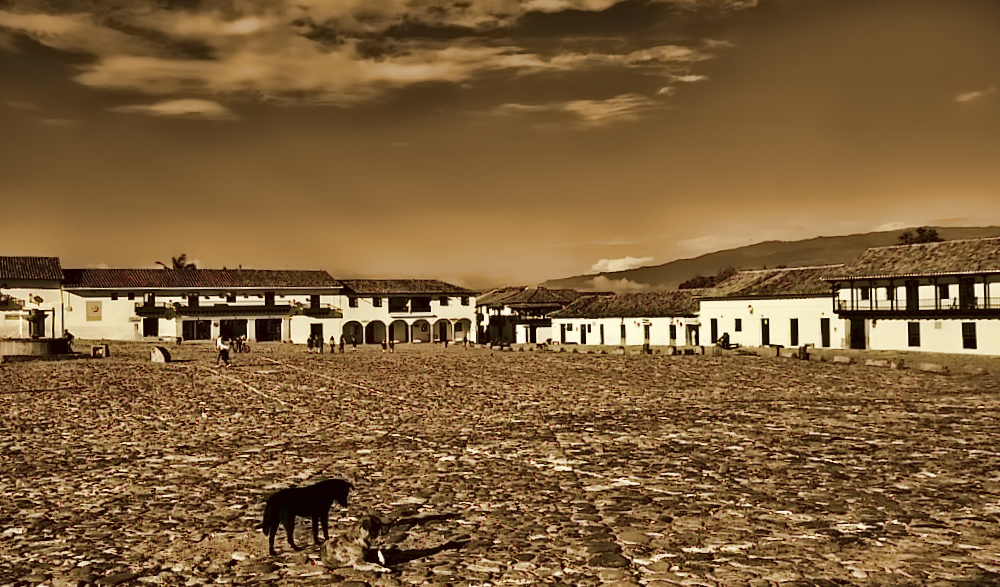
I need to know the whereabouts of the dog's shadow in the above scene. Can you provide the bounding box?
[365,512,470,567]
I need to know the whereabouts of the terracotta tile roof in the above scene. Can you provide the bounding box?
[477,286,588,309]
[549,290,702,319]
[62,268,339,289]
[0,256,63,282]
[825,237,1000,280]
[705,265,844,298]
[475,286,525,307]
[339,279,475,296]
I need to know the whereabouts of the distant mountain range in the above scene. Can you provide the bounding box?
[540,226,1000,292]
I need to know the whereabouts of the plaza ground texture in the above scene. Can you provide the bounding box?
[2,342,1000,587]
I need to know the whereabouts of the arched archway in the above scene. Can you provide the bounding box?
[433,319,453,343]
[455,318,472,343]
[411,319,431,343]
[389,320,409,343]
[364,321,386,344]
[342,321,363,345]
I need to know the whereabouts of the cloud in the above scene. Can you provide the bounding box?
[0,0,751,111]
[496,93,663,128]
[874,221,909,232]
[110,98,239,120]
[586,275,657,293]
[956,87,998,103]
[590,256,654,273]
[38,117,82,128]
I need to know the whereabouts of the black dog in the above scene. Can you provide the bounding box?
[260,479,353,555]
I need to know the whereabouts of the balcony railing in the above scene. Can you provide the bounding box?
[835,297,1000,316]
[135,302,311,317]
[300,303,343,318]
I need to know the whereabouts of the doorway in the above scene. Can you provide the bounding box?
[849,319,866,349]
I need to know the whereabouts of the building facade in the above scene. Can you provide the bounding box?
[61,269,343,344]
[0,256,65,339]
[824,238,1000,354]
[338,279,476,344]
[548,291,703,347]
[476,287,591,344]
[699,266,848,350]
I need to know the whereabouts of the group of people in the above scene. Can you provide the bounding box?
[306,334,360,354]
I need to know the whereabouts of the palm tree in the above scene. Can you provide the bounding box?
[156,254,198,270]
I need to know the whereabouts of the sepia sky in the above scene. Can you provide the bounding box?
[1,0,999,289]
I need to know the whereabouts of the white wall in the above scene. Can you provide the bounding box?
[699,296,846,349]
[549,316,699,346]
[866,318,1000,355]
[0,280,64,338]
[339,294,477,343]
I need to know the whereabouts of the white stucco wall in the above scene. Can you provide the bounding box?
[699,296,846,349]
[0,281,64,338]
[339,294,476,343]
[864,318,1000,355]
[550,317,700,346]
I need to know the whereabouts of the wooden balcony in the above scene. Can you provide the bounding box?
[834,297,1000,319]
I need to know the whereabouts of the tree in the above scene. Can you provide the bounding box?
[156,254,198,270]
[678,266,737,289]
[898,227,944,245]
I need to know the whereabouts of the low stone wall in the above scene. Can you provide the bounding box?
[0,338,70,356]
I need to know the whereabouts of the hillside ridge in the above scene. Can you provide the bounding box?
[540,226,1000,292]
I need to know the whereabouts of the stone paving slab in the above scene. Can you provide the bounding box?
[2,344,1000,586]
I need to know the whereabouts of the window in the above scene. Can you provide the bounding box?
[907,322,920,347]
[310,294,321,309]
[734,318,742,332]
[389,298,408,313]
[373,297,382,307]
[412,297,431,313]
[188,294,199,308]
[669,324,677,341]
[620,324,626,343]
[348,297,358,308]
[111,293,118,301]
[264,292,275,306]
[962,322,977,349]
[227,293,236,303]
[566,324,573,331]
[127,292,135,301]
[461,296,470,306]
[860,287,870,301]
[439,296,449,306]
[790,318,799,347]
[938,283,950,300]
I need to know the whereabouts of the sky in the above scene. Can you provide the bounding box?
[1,0,998,290]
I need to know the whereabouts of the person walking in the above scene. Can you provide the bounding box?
[216,334,231,367]
[330,335,336,354]
[339,335,345,354]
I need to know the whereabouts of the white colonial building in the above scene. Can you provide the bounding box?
[338,279,476,345]
[548,291,703,347]
[0,256,65,339]
[61,268,343,344]
[476,286,591,345]
[699,265,847,350]
[824,237,1000,355]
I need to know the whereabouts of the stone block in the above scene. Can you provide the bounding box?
[833,355,853,364]
[919,362,949,374]
[151,346,172,363]
[865,359,889,368]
